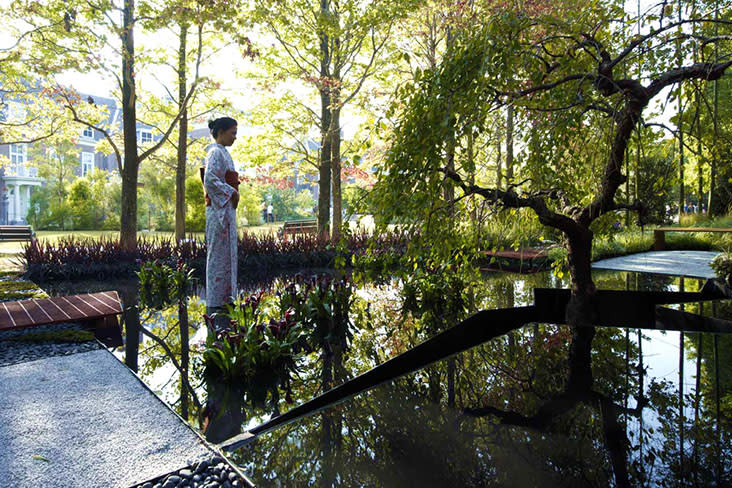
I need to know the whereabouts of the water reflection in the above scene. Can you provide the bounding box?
[42,270,731,485]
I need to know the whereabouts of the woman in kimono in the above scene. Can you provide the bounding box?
[203,117,239,327]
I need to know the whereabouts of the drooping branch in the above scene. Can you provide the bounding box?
[442,167,582,238]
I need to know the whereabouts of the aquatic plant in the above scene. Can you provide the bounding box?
[203,292,308,408]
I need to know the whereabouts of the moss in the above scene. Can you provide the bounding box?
[0,271,21,279]
[0,290,48,301]
[0,280,38,293]
[2,329,95,343]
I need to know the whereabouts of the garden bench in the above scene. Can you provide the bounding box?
[653,226,732,251]
[280,219,318,237]
[0,225,34,242]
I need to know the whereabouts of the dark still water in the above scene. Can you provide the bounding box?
[43,270,732,487]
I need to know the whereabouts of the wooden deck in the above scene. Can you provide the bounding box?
[480,247,551,273]
[0,291,124,347]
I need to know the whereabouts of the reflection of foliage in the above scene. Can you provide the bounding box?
[401,258,474,338]
[203,292,308,409]
[279,274,355,356]
[137,259,195,311]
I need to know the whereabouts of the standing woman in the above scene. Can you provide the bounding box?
[204,117,240,326]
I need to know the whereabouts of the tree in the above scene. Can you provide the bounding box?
[2,0,215,249]
[138,0,252,241]
[371,3,732,484]
[251,0,417,238]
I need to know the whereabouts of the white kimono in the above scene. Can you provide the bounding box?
[204,143,238,308]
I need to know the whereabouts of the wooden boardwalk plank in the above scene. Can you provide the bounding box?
[0,292,123,331]
[19,300,49,325]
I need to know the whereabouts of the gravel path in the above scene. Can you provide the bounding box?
[0,349,213,488]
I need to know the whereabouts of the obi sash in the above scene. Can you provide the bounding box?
[201,167,240,207]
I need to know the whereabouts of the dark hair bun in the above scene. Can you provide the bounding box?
[209,116,237,138]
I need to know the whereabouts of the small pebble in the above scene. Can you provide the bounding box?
[179,469,193,478]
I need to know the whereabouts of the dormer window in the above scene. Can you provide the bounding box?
[82,127,94,139]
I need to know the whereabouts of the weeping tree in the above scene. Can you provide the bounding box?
[371,2,731,484]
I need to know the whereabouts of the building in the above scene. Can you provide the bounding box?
[0,92,155,225]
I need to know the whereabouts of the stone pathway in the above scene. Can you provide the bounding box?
[592,250,719,279]
[0,340,231,487]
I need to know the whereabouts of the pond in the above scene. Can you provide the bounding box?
[42,269,732,486]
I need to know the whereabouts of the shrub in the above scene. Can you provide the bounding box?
[22,230,411,282]
[710,253,732,284]
[185,175,206,232]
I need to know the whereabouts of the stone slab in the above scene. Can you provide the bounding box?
[592,250,719,279]
[0,349,211,488]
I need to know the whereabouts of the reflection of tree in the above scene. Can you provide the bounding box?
[667,298,732,485]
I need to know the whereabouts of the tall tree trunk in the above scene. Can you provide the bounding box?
[175,24,188,242]
[120,0,138,251]
[677,0,685,222]
[565,230,596,392]
[179,297,190,420]
[678,278,685,479]
[319,95,332,235]
[330,107,342,240]
[120,285,140,372]
[713,329,721,483]
[638,326,645,483]
[317,0,331,236]
[708,0,719,213]
[496,131,503,190]
[505,104,514,184]
[693,302,702,486]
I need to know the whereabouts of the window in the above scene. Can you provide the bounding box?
[137,129,153,144]
[9,144,27,164]
[81,152,95,176]
[82,127,94,139]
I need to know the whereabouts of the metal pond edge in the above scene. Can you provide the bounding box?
[113,346,256,488]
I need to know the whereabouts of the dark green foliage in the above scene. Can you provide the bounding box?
[137,260,196,311]
[185,175,206,233]
[279,274,355,353]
